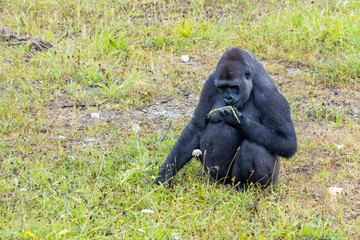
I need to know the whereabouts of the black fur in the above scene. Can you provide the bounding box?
[156,48,297,188]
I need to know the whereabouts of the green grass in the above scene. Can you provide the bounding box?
[1,0,359,239]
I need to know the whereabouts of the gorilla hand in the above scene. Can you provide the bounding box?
[218,107,243,127]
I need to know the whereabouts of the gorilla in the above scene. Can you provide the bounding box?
[156,48,297,188]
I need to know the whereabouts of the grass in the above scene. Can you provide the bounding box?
[1,0,359,239]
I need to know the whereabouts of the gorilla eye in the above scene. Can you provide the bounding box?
[245,71,251,79]
[218,86,226,93]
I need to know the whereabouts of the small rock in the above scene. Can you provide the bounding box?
[58,136,65,140]
[91,112,100,119]
[20,188,27,192]
[132,124,141,133]
[328,187,343,195]
[29,37,53,52]
[141,209,154,213]
[286,68,301,76]
[180,55,190,62]
[161,97,170,103]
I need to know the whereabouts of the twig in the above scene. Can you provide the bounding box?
[202,149,207,184]
[60,104,97,108]
[246,170,255,186]
[262,157,279,187]
[1,41,28,46]
[223,146,241,185]
[159,121,172,142]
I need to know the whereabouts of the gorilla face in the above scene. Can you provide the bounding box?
[215,63,253,108]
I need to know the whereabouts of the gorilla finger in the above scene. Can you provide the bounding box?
[233,108,243,118]
[218,109,225,116]
[224,108,233,116]
[219,109,230,117]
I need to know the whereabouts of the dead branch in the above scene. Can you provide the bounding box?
[60,104,97,109]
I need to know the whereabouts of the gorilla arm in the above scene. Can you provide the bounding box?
[156,75,218,185]
[156,123,200,185]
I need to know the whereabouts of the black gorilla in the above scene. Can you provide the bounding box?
[156,48,297,188]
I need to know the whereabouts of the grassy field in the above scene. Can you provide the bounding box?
[1,0,359,239]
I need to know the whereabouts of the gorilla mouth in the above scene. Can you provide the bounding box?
[224,98,234,105]
[224,98,240,107]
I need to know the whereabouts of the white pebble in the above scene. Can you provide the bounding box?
[328,187,343,195]
[132,124,141,133]
[91,112,100,119]
[58,136,65,140]
[141,209,154,213]
[180,55,190,62]
[20,188,27,192]
[335,144,344,149]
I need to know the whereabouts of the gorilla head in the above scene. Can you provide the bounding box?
[214,49,254,108]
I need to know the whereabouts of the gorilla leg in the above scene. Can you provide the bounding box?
[231,140,279,188]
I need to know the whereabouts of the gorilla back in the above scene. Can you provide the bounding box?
[156,48,297,188]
